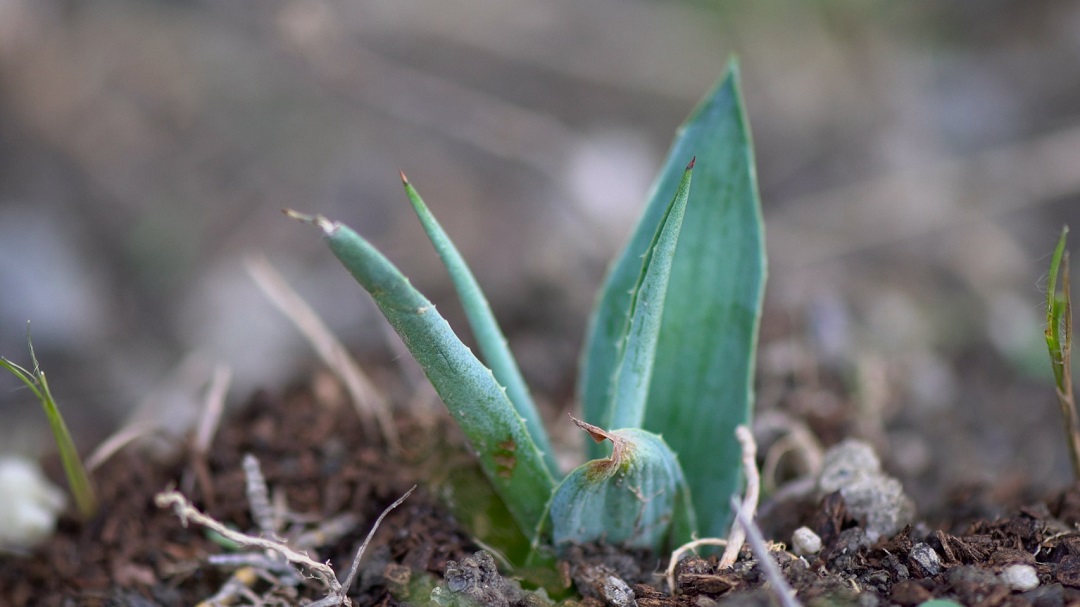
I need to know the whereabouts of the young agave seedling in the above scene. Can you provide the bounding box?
[290,59,765,564]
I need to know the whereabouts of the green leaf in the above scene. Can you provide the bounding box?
[1046,225,1069,387]
[579,59,766,537]
[1,334,97,520]
[540,418,695,553]
[400,173,558,476]
[289,212,556,537]
[606,160,693,430]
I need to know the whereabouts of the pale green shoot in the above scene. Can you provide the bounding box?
[1,335,97,520]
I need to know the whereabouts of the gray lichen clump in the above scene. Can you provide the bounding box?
[432,551,550,607]
[817,439,915,544]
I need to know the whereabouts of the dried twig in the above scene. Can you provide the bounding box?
[719,425,760,569]
[339,485,416,595]
[732,497,801,607]
[245,254,399,451]
[155,489,343,593]
[242,454,279,539]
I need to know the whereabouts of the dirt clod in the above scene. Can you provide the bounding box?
[434,551,545,607]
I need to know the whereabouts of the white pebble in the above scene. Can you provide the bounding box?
[791,526,822,556]
[0,456,67,551]
[1000,564,1039,591]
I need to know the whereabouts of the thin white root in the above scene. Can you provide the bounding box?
[665,425,762,593]
[154,489,342,594]
[719,425,760,569]
[665,537,728,594]
[245,254,399,451]
[732,497,801,607]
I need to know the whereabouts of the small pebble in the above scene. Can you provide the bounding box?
[1000,564,1039,591]
[791,526,822,556]
[0,456,67,550]
[909,543,942,576]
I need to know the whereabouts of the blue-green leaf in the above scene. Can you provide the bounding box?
[541,418,695,553]
[606,160,693,430]
[400,174,558,476]
[290,212,556,537]
[579,59,766,537]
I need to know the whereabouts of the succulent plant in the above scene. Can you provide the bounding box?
[290,59,766,566]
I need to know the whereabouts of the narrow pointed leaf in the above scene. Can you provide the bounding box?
[579,59,766,537]
[401,174,558,475]
[606,160,693,430]
[290,212,555,536]
[1,341,97,520]
[542,418,695,553]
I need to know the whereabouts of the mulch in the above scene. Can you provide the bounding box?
[5,379,1080,607]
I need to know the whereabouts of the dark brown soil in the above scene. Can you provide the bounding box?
[5,379,1080,607]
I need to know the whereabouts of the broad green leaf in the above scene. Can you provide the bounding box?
[540,418,695,553]
[607,160,693,430]
[401,174,558,475]
[579,59,766,537]
[290,212,556,537]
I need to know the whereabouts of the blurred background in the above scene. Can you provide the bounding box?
[2,0,1080,514]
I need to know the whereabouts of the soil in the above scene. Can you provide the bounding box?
[5,371,1080,607]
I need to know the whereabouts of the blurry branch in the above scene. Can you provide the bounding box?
[273,13,575,184]
[245,254,399,451]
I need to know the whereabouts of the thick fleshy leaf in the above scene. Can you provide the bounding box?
[400,174,558,475]
[606,160,693,430]
[541,418,695,553]
[290,212,556,537]
[579,60,766,537]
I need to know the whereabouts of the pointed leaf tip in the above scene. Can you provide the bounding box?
[569,415,610,444]
[284,209,336,234]
[687,157,696,169]
[399,170,409,184]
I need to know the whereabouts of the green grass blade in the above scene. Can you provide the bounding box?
[400,173,558,475]
[1045,226,1079,479]
[542,419,695,553]
[1047,226,1070,386]
[288,211,556,536]
[1,340,97,520]
[579,59,766,537]
[606,161,694,430]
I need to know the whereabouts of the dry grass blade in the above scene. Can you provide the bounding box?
[340,485,416,595]
[194,365,232,455]
[245,254,399,451]
[85,421,161,472]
